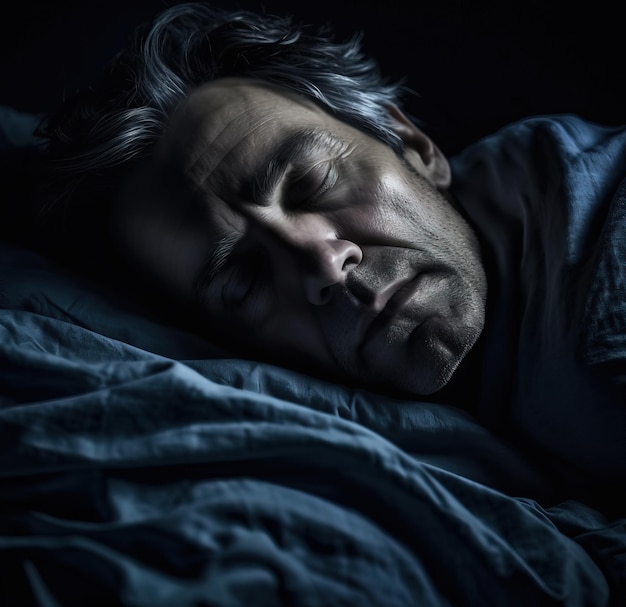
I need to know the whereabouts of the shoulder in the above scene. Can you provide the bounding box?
[453,114,626,162]
[450,114,626,221]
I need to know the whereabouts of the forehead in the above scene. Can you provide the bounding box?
[162,77,345,179]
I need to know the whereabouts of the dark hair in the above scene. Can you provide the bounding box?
[32,2,408,262]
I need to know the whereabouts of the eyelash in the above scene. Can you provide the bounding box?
[310,164,338,204]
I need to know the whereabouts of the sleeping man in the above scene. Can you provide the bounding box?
[30,3,626,508]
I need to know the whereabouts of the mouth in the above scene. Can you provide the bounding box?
[359,273,425,348]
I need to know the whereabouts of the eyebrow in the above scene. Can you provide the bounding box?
[192,231,241,301]
[193,129,343,302]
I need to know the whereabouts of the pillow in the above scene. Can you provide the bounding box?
[0,241,229,360]
[0,105,226,359]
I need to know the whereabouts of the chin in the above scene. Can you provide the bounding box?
[395,360,458,397]
[413,358,462,396]
[393,322,481,397]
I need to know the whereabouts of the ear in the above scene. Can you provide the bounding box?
[387,104,451,188]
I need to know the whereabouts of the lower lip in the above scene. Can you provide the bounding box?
[361,274,427,347]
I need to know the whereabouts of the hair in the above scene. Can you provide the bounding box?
[31,2,409,265]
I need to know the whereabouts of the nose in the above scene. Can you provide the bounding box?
[303,238,363,305]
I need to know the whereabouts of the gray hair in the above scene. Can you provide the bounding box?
[34,2,409,260]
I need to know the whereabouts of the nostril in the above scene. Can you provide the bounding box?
[342,250,362,272]
[303,238,362,306]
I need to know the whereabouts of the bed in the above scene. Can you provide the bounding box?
[1,105,625,606]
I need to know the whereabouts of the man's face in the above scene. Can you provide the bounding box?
[116,78,487,396]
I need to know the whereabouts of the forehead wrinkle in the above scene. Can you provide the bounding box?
[174,78,342,198]
[183,107,280,196]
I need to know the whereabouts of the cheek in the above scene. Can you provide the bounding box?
[331,181,396,241]
[380,172,473,249]
[336,175,425,245]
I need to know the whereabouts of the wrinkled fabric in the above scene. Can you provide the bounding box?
[0,251,623,605]
[451,115,626,505]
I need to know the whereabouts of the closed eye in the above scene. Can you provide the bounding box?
[285,160,338,211]
[221,250,271,321]
[247,129,346,208]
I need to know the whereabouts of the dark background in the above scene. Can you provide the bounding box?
[0,0,623,156]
